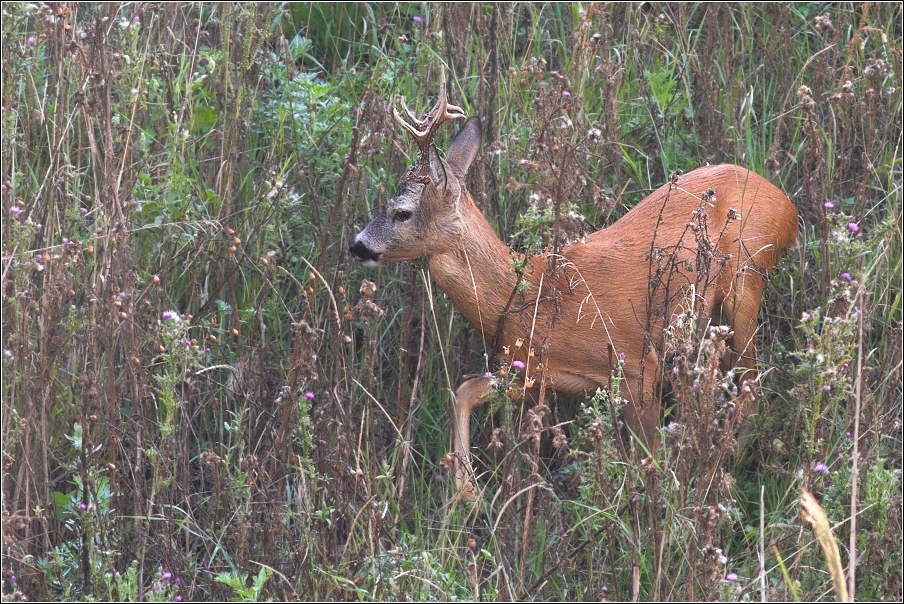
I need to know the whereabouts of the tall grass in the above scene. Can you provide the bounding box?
[2,3,901,601]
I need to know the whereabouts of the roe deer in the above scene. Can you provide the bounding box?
[350,76,798,498]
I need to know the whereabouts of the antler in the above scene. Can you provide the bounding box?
[393,68,466,171]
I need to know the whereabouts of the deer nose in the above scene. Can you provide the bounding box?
[349,239,381,265]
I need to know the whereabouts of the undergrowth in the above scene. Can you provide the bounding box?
[2,3,901,601]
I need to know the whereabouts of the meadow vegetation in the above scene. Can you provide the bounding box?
[1,3,901,601]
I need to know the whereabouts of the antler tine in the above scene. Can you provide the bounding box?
[399,96,425,128]
[435,74,466,122]
[393,101,429,141]
[392,68,466,157]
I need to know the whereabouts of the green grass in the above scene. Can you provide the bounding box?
[2,2,901,601]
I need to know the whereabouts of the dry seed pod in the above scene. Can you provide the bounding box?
[360,280,376,297]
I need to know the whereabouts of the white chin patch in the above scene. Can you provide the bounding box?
[360,259,381,268]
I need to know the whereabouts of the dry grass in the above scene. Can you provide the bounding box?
[2,3,901,601]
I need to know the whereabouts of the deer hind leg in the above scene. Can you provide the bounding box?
[621,350,662,457]
[720,267,766,427]
[451,376,495,500]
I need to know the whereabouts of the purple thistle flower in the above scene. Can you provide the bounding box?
[305,391,315,400]
[847,222,859,233]
[845,431,852,438]
[175,597,183,602]
[204,347,210,354]
[412,15,422,23]
[9,576,16,584]
[80,207,88,216]
[823,384,831,392]
[10,206,20,215]
[511,360,525,370]
[813,461,829,474]
[79,502,87,511]
[62,237,69,244]
[840,272,852,281]
[27,36,36,45]
[434,474,445,483]
[725,572,738,582]
[162,571,172,581]
[162,310,179,320]
[484,372,493,378]
[133,15,141,24]
[823,200,834,210]
[562,90,572,97]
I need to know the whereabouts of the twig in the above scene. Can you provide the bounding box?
[760,485,766,602]
[848,286,863,601]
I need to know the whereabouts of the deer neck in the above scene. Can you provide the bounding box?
[427,202,518,344]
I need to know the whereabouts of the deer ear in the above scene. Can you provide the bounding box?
[446,116,481,179]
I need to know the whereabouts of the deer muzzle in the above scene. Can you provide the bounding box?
[349,238,382,266]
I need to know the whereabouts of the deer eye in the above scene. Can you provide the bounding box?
[393,210,413,223]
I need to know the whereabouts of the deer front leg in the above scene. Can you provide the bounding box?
[451,376,495,499]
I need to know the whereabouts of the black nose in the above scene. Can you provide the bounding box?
[349,240,381,264]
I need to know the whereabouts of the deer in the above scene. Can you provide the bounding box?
[350,75,799,499]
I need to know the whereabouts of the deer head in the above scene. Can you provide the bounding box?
[350,74,481,266]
